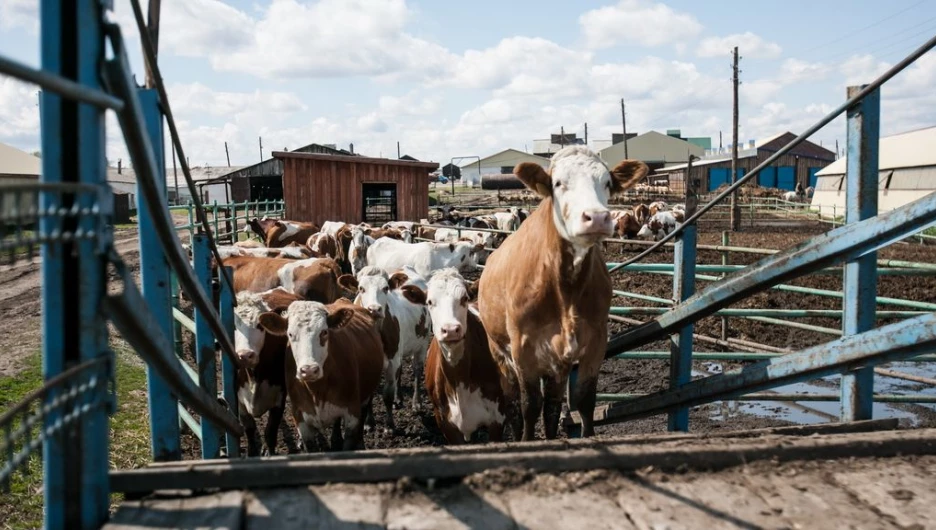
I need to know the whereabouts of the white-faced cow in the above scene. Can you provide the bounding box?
[224,256,341,304]
[424,269,508,444]
[366,238,484,278]
[249,218,321,248]
[233,288,301,456]
[478,146,648,440]
[637,210,680,241]
[257,298,384,451]
[336,267,431,430]
[492,208,521,232]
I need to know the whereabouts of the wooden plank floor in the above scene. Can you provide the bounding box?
[106,455,936,529]
[106,424,936,529]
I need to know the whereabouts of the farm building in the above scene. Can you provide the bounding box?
[460,149,550,188]
[104,161,245,205]
[532,133,586,158]
[599,130,705,173]
[812,126,936,218]
[274,151,439,225]
[0,142,41,223]
[653,132,836,193]
[199,143,356,204]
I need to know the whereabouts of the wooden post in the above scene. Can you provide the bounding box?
[224,141,230,167]
[143,0,161,88]
[730,46,741,232]
[621,99,629,159]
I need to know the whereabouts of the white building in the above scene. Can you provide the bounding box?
[812,126,936,218]
[459,149,550,187]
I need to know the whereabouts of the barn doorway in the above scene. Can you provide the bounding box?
[362,183,397,224]
[249,176,284,201]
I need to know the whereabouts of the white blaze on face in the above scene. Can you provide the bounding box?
[426,269,470,364]
[284,301,331,382]
[234,292,269,368]
[548,150,615,243]
[354,268,390,320]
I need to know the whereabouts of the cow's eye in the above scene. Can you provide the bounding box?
[382,287,389,293]
[554,180,561,189]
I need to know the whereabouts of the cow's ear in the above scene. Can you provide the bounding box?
[465,281,479,302]
[336,274,359,294]
[326,307,355,330]
[400,285,427,306]
[258,312,288,336]
[472,243,484,253]
[610,160,649,195]
[388,272,409,290]
[515,162,551,198]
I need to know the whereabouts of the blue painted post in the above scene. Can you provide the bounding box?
[841,85,880,421]
[219,265,240,457]
[192,234,222,458]
[41,0,112,526]
[669,157,698,432]
[138,88,182,460]
[171,272,184,357]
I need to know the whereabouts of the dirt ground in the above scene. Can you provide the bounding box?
[4,214,936,458]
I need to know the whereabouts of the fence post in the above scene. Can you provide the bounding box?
[669,157,699,432]
[187,203,194,243]
[137,87,182,462]
[841,85,880,421]
[218,265,239,457]
[192,234,222,458]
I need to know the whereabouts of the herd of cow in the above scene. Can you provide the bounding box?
[198,146,650,456]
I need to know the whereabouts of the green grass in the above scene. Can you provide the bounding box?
[0,350,151,530]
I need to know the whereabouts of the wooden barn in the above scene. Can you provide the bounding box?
[274,151,439,225]
[654,132,836,193]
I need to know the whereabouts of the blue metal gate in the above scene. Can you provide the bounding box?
[708,168,729,191]
[777,166,796,190]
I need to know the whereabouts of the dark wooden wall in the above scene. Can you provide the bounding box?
[276,152,438,225]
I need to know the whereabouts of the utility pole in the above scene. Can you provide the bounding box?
[730,46,741,232]
[719,130,723,149]
[621,98,629,159]
[224,141,231,167]
[259,136,263,162]
[584,122,588,145]
[143,0,161,88]
[397,141,401,159]
[835,139,839,159]
[560,126,565,147]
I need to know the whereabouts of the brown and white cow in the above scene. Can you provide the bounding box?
[478,146,648,440]
[648,201,667,217]
[611,210,641,239]
[633,203,650,225]
[257,298,384,451]
[306,232,345,267]
[224,256,341,304]
[249,218,320,248]
[336,267,431,431]
[233,288,301,456]
[424,269,508,444]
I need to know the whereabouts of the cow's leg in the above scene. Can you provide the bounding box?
[261,405,285,456]
[542,375,566,440]
[439,417,466,445]
[412,351,425,411]
[296,420,326,453]
[518,370,543,442]
[240,410,260,457]
[330,418,344,451]
[573,351,603,438]
[383,362,397,432]
[394,363,404,408]
[342,412,365,451]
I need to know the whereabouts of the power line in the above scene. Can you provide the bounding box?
[794,0,925,56]
[813,16,936,63]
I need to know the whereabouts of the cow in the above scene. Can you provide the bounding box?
[806,186,815,198]
[611,210,641,239]
[363,227,408,241]
[336,267,431,429]
[516,208,530,224]
[416,225,437,241]
[782,191,800,202]
[348,228,374,275]
[424,269,508,444]
[383,221,416,231]
[306,232,344,263]
[637,211,680,241]
[233,288,301,456]
[215,245,311,260]
[434,228,495,249]
[633,203,651,225]
[648,201,667,216]
[234,239,263,248]
[366,238,484,278]
[257,298,384,451]
[224,256,341,304]
[493,208,521,232]
[478,146,648,440]
[250,218,321,248]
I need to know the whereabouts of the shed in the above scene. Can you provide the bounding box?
[0,142,41,226]
[812,126,936,218]
[274,151,439,225]
[599,131,705,173]
[653,132,835,193]
[461,149,550,187]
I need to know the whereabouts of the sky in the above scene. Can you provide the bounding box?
[1,0,935,168]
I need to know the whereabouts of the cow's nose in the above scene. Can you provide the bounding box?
[366,305,383,318]
[237,350,258,367]
[581,210,611,229]
[298,364,322,381]
[440,323,463,341]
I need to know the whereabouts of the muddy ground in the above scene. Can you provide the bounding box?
[4,216,936,458]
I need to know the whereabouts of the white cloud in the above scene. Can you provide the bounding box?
[0,0,37,31]
[840,54,890,86]
[0,77,40,148]
[778,58,828,84]
[579,0,703,49]
[697,32,782,59]
[168,82,307,118]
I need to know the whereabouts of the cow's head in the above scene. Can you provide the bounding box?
[515,147,647,247]
[258,301,354,383]
[448,241,484,272]
[348,228,371,275]
[233,291,269,368]
[426,268,478,364]
[400,229,414,244]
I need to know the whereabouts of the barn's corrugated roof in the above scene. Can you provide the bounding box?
[817,126,936,176]
[0,142,41,176]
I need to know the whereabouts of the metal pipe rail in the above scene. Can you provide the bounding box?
[606,33,936,274]
[608,351,936,362]
[608,263,936,276]
[595,393,936,404]
[0,55,124,110]
[610,307,929,319]
[101,25,238,368]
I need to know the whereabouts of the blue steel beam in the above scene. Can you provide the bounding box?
[841,85,880,421]
[598,311,936,425]
[606,188,936,358]
[138,87,181,461]
[193,234,222,459]
[668,157,698,431]
[219,265,240,457]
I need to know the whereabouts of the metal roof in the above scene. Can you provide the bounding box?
[817,126,936,176]
[0,142,41,176]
